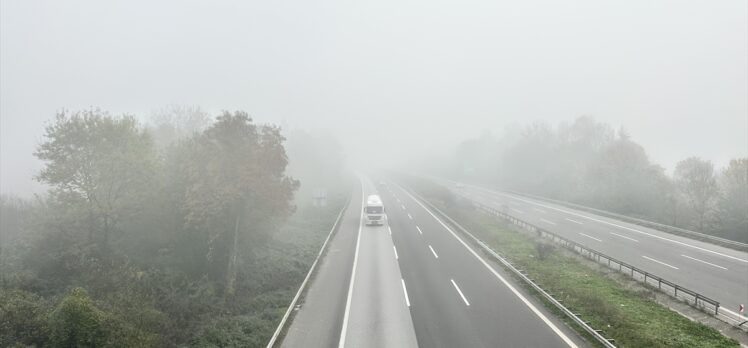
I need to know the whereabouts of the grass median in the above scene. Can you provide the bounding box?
[399,175,739,348]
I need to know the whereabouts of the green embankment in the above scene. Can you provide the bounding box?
[403,176,739,348]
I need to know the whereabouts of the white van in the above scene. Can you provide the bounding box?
[365,194,385,226]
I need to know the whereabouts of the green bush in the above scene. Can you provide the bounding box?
[47,288,108,347]
[0,289,51,347]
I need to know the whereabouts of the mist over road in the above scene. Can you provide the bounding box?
[282,176,587,347]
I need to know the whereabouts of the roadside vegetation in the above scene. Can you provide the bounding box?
[400,174,740,348]
[426,116,747,243]
[1,107,350,347]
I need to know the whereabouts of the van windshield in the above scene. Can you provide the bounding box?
[365,206,383,214]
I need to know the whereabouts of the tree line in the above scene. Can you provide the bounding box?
[0,108,321,347]
[444,116,747,242]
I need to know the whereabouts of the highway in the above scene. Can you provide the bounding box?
[429,177,748,318]
[282,177,588,347]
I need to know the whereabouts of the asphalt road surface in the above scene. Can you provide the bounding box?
[429,177,748,319]
[282,176,588,347]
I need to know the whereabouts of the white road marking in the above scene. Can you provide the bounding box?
[450,279,470,306]
[408,213,413,220]
[564,218,584,225]
[479,188,748,264]
[400,186,578,348]
[401,204,406,210]
[338,182,365,348]
[540,218,557,225]
[393,245,399,260]
[401,279,411,307]
[722,307,748,322]
[681,254,728,270]
[578,233,602,242]
[416,226,423,235]
[534,208,547,213]
[388,225,392,235]
[428,245,439,259]
[511,208,525,214]
[642,256,679,270]
[610,232,639,243]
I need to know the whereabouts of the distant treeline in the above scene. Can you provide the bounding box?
[438,116,747,243]
[0,107,348,347]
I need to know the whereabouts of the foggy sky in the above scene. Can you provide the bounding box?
[2,0,746,196]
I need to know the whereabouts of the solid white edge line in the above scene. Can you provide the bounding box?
[722,307,748,321]
[338,180,365,348]
[578,233,602,242]
[681,254,728,270]
[399,186,578,348]
[416,226,423,234]
[486,189,748,263]
[534,208,547,213]
[265,194,349,348]
[511,208,525,214]
[540,218,557,225]
[610,232,639,243]
[428,245,439,259]
[642,255,679,270]
[388,225,392,235]
[393,245,399,260]
[450,279,470,306]
[564,218,584,225]
[401,278,411,307]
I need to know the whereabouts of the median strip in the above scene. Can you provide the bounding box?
[397,175,740,348]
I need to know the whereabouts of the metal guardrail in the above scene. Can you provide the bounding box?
[405,189,618,348]
[423,175,747,251]
[266,200,350,348]
[420,175,748,330]
[496,188,748,252]
[468,199,723,317]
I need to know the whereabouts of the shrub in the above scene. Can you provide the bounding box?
[47,288,108,347]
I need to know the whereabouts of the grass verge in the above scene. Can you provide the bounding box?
[400,174,739,348]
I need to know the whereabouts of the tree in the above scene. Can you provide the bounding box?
[182,111,298,295]
[584,134,670,218]
[674,157,719,231]
[718,158,748,242]
[149,105,211,148]
[34,110,156,250]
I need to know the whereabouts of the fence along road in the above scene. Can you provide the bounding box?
[381,179,589,347]
[429,177,748,325]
